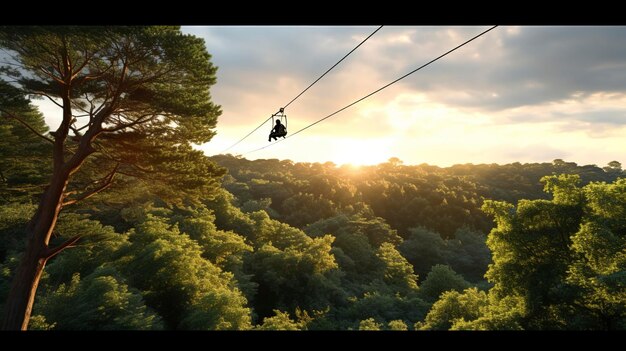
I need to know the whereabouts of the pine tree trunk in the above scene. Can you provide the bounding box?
[1,43,110,330]
[1,240,48,330]
[1,172,68,330]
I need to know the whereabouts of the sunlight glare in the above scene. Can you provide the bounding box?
[331,138,392,166]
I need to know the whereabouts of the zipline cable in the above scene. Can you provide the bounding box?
[283,25,384,109]
[220,115,273,154]
[241,25,499,155]
[220,25,384,154]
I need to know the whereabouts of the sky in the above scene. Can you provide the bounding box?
[36,26,626,167]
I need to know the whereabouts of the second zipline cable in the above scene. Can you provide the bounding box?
[242,25,499,155]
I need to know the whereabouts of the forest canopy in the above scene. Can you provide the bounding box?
[2,115,624,329]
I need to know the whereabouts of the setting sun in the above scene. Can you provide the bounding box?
[329,138,394,166]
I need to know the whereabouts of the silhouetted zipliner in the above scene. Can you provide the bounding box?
[268,119,287,141]
[268,108,288,142]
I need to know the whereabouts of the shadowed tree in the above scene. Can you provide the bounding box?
[0,82,50,204]
[0,26,223,329]
[419,264,471,303]
[603,161,622,174]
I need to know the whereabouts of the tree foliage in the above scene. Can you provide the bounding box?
[418,288,488,330]
[419,265,471,303]
[32,269,162,330]
[481,175,626,329]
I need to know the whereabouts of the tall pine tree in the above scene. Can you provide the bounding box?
[0,26,224,329]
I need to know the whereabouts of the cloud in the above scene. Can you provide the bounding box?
[21,26,625,168]
[397,26,626,111]
[187,26,626,120]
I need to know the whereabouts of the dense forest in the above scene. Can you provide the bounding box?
[1,26,624,331]
[1,111,624,329]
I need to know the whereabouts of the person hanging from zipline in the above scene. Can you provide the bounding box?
[268,119,287,142]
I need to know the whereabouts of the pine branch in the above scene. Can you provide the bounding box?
[27,91,63,108]
[44,235,81,260]
[103,113,155,132]
[0,108,54,144]
[62,163,119,206]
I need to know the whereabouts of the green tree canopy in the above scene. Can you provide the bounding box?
[376,243,418,293]
[32,268,162,330]
[419,288,488,330]
[256,310,301,330]
[482,175,626,329]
